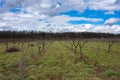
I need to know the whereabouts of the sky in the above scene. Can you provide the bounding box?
[0,0,120,33]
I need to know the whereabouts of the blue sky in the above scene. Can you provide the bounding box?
[60,10,120,20]
[0,0,120,33]
[60,10,120,25]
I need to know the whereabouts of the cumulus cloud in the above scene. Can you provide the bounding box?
[42,24,120,33]
[0,0,120,33]
[104,18,120,25]
[69,17,103,22]
[0,0,21,13]
[86,0,120,11]
[0,0,120,15]
[0,12,119,33]
[104,10,115,15]
[49,15,103,23]
[0,0,86,16]
[0,26,16,31]
[0,22,6,26]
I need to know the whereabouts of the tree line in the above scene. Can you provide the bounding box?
[0,31,120,40]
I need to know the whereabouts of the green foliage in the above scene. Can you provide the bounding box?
[26,75,37,80]
[105,69,120,77]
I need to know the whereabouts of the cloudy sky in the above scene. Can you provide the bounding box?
[0,0,120,33]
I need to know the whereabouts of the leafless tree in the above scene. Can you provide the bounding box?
[70,39,87,55]
[93,48,101,63]
[36,42,43,55]
[107,39,115,53]
[21,42,24,50]
[41,41,46,50]
[70,39,79,54]
[4,42,9,50]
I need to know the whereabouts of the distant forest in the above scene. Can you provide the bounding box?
[0,31,120,40]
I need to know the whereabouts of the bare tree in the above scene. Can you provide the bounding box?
[41,41,46,50]
[107,39,115,53]
[21,42,25,50]
[78,41,87,55]
[37,43,42,53]
[4,42,9,50]
[70,39,87,55]
[70,39,79,54]
[92,48,101,64]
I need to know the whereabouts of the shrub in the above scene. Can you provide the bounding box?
[6,46,20,53]
[105,69,120,77]
[29,43,34,47]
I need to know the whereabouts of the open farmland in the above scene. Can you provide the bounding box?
[1,0,120,80]
[0,40,120,80]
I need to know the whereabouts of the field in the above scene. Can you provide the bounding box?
[0,40,120,80]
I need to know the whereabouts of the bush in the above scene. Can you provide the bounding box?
[6,47,20,53]
[29,43,34,47]
[105,69,120,77]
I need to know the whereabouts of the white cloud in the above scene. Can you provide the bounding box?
[0,0,120,33]
[0,13,120,33]
[46,24,120,33]
[115,27,120,32]
[0,22,6,26]
[0,0,86,16]
[0,0,120,15]
[86,0,120,11]
[49,15,103,23]
[104,10,115,15]
[0,0,21,13]
[104,18,120,25]
[23,0,86,16]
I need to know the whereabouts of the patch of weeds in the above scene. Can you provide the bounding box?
[4,73,19,80]
[84,68,94,74]
[26,75,38,80]
[6,46,20,53]
[104,69,120,77]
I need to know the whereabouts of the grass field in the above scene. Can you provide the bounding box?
[0,41,120,80]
